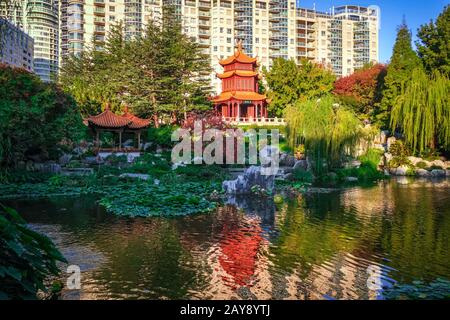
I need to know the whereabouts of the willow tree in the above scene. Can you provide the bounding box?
[391,68,450,154]
[285,96,361,175]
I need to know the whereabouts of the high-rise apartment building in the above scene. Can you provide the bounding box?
[58,1,379,92]
[0,18,34,72]
[1,0,59,82]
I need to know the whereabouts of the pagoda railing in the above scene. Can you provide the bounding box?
[222,117,286,126]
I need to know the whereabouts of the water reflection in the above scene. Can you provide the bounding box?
[5,179,450,300]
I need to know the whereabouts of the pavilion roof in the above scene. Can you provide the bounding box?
[219,41,257,66]
[212,91,267,103]
[217,70,258,79]
[85,105,151,130]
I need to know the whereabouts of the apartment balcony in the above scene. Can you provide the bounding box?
[198,30,210,37]
[198,1,210,9]
[198,12,210,19]
[94,0,105,7]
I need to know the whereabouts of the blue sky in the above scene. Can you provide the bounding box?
[297,0,448,63]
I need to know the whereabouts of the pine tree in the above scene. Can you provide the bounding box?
[376,22,420,129]
[416,5,450,76]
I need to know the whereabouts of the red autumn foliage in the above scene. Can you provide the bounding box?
[333,64,387,110]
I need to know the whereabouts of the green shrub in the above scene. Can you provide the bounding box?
[0,170,52,184]
[389,140,409,157]
[175,164,227,181]
[0,205,66,299]
[389,156,412,169]
[129,153,171,176]
[292,169,314,183]
[147,126,177,149]
[416,161,429,169]
[105,154,128,165]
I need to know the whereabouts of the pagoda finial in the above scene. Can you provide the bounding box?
[237,39,243,52]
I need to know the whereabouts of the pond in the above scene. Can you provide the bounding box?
[4,178,450,300]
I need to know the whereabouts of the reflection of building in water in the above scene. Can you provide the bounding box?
[199,205,273,299]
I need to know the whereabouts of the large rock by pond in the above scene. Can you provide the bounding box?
[223,166,275,195]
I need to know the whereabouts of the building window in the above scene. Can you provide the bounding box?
[109,6,115,12]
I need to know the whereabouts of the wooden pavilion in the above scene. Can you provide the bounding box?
[85,104,151,152]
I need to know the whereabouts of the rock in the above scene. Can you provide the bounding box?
[283,173,293,181]
[83,156,101,165]
[59,153,72,166]
[380,130,389,145]
[384,169,390,176]
[446,170,450,177]
[26,160,34,171]
[345,177,358,182]
[154,179,160,185]
[223,166,275,195]
[390,165,410,176]
[72,146,87,156]
[156,146,163,154]
[431,160,446,169]
[172,162,187,170]
[384,153,393,165]
[280,153,296,167]
[416,169,431,177]
[41,163,61,174]
[387,137,396,151]
[345,160,361,169]
[431,169,446,177]
[293,160,308,171]
[143,142,153,151]
[408,156,423,166]
[119,173,150,180]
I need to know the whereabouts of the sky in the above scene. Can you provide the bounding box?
[297,0,448,63]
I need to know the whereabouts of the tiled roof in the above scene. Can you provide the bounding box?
[217,70,258,79]
[219,42,257,66]
[212,91,267,103]
[122,111,152,129]
[85,106,151,130]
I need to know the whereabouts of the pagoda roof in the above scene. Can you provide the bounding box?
[85,105,151,130]
[217,70,258,79]
[122,107,152,129]
[219,41,257,66]
[212,91,267,103]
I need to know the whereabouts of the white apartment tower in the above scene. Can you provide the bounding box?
[1,0,59,82]
[57,1,380,91]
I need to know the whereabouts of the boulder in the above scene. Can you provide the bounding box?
[41,163,61,174]
[446,170,450,177]
[384,153,393,165]
[119,173,150,181]
[345,177,358,182]
[280,153,296,167]
[380,130,389,145]
[416,169,431,177]
[407,156,423,166]
[390,165,410,176]
[430,170,446,178]
[293,160,308,171]
[431,160,446,169]
[59,153,72,166]
[143,142,153,151]
[223,166,275,195]
[83,156,103,165]
[283,173,294,181]
[72,146,87,156]
[387,137,396,151]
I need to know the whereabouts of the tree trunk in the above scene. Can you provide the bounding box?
[153,114,160,128]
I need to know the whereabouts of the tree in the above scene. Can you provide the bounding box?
[390,67,450,154]
[377,22,420,129]
[263,58,336,117]
[333,63,386,120]
[59,7,211,125]
[416,5,450,76]
[284,96,361,175]
[0,64,84,166]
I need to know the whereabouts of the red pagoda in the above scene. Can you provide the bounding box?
[212,41,268,121]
